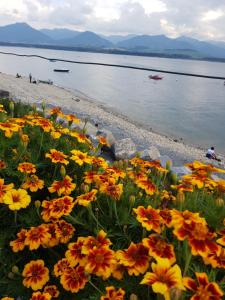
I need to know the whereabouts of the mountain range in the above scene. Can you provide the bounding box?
[0,22,225,60]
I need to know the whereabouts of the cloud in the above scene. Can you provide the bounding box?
[0,0,225,40]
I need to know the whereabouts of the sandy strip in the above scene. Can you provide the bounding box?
[0,72,224,167]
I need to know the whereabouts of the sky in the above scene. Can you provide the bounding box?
[0,0,225,40]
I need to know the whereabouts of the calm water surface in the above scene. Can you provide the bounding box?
[0,46,225,154]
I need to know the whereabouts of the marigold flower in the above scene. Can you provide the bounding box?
[203,246,225,269]
[3,188,31,210]
[143,235,176,264]
[29,292,51,300]
[54,258,72,277]
[55,220,75,244]
[83,171,97,184]
[185,161,225,174]
[60,265,88,293]
[159,209,173,227]
[105,166,126,179]
[10,229,28,252]
[75,189,97,207]
[134,206,163,233]
[46,149,69,165]
[36,118,53,132]
[70,131,90,144]
[141,258,185,300]
[1,298,14,300]
[116,242,150,276]
[82,230,112,254]
[183,272,223,300]
[49,106,63,116]
[91,156,108,168]
[170,210,205,229]
[44,285,59,298]
[43,196,74,220]
[0,179,14,203]
[44,223,59,248]
[22,175,44,192]
[95,174,116,186]
[50,130,61,139]
[101,286,125,300]
[135,178,157,195]
[65,114,80,124]
[0,122,20,137]
[65,237,87,267]
[111,263,126,280]
[217,229,225,246]
[18,162,36,174]
[100,183,123,200]
[217,179,225,193]
[25,225,51,250]
[0,160,6,169]
[70,149,92,166]
[22,260,49,291]
[48,175,76,196]
[85,247,116,279]
[146,160,168,173]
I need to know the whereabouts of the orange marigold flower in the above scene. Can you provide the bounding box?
[85,247,116,279]
[65,237,87,267]
[55,220,75,244]
[111,263,126,281]
[75,189,97,207]
[100,183,123,200]
[46,149,69,165]
[18,162,36,174]
[91,156,108,168]
[116,242,149,276]
[83,171,97,184]
[146,160,168,173]
[3,188,31,211]
[173,221,219,257]
[97,136,109,146]
[22,260,49,291]
[135,178,157,195]
[217,179,225,193]
[185,161,225,174]
[41,200,54,222]
[159,209,173,228]
[36,118,53,132]
[183,272,223,300]
[82,230,112,254]
[48,175,76,196]
[101,286,125,300]
[10,229,27,252]
[65,114,80,123]
[70,150,92,166]
[70,131,90,144]
[0,178,14,203]
[0,122,20,137]
[29,292,51,300]
[54,258,72,277]
[203,246,225,269]
[170,210,205,228]
[22,175,44,192]
[47,196,75,220]
[141,258,185,300]
[94,174,116,186]
[217,229,225,247]
[1,298,15,300]
[25,225,51,250]
[60,265,88,293]
[49,106,63,116]
[143,234,176,264]
[44,285,59,298]
[44,223,59,248]
[134,206,163,233]
[105,166,126,179]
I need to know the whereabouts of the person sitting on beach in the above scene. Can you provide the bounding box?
[16,73,21,78]
[206,147,221,161]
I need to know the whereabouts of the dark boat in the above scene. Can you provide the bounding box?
[149,75,163,80]
[54,69,70,73]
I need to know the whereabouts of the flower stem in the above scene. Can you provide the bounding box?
[183,249,192,276]
[89,280,103,294]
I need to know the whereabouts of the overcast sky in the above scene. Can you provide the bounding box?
[0,0,225,40]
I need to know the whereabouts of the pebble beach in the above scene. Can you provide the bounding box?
[0,71,224,167]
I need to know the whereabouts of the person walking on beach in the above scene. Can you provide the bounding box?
[29,73,32,83]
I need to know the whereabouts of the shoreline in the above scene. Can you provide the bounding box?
[0,71,224,167]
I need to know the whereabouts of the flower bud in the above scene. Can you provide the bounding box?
[32,104,37,112]
[8,272,14,279]
[35,200,41,208]
[215,197,224,207]
[41,100,46,111]
[12,265,19,274]
[166,160,171,170]
[176,190,185,204]
[130,294,138,300]
[129,195,135,205]
[171,173,178,184]
[9,101,14,112]
[60,165,66,178]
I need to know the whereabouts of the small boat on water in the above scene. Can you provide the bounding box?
[54,69,70,73]
[149,75,163,80]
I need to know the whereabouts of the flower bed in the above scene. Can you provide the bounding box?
[0,99,224,300]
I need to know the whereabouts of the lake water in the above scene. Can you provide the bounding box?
[0,46,225,154]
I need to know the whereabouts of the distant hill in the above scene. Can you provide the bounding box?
[0,22,52,44]
[59,31,113,48]
[103,34,137,44]
[41,28,80,40]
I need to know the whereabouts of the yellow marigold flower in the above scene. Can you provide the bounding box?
[10,229,28,252]
[22,175,44,192]
[91,156,108,168]
[46,149,69,165]
[22,260,49,291]
[183,272,223,300]
[42,196,74,221]
[36,118,53,132]
[60,265,88,293]
[55,220,75,244]
[18,162,36,174]
[81,230,112,255]
[65,114,80,124]
[70,131,89,144]
[21,134,29,147]
[70,150,92,166]
[0,178,14,203]
[48,175,76,196]
[133,206,163,233]
[65,237,87,267]
[100,183,123,200]
[135,178,157,195]
[75,189,97,207]
[0,122,20,137]
[186,161,225,174]
[3,189,31,211]
[25,225,51,250]
[44,285,60,298]
[101,286,125,300]
[49,106,63,116]
[141,258,185,300]
[1,297,14,300]
[50,130,61,139]
[29,292,51,300]
[116,242,150,276]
